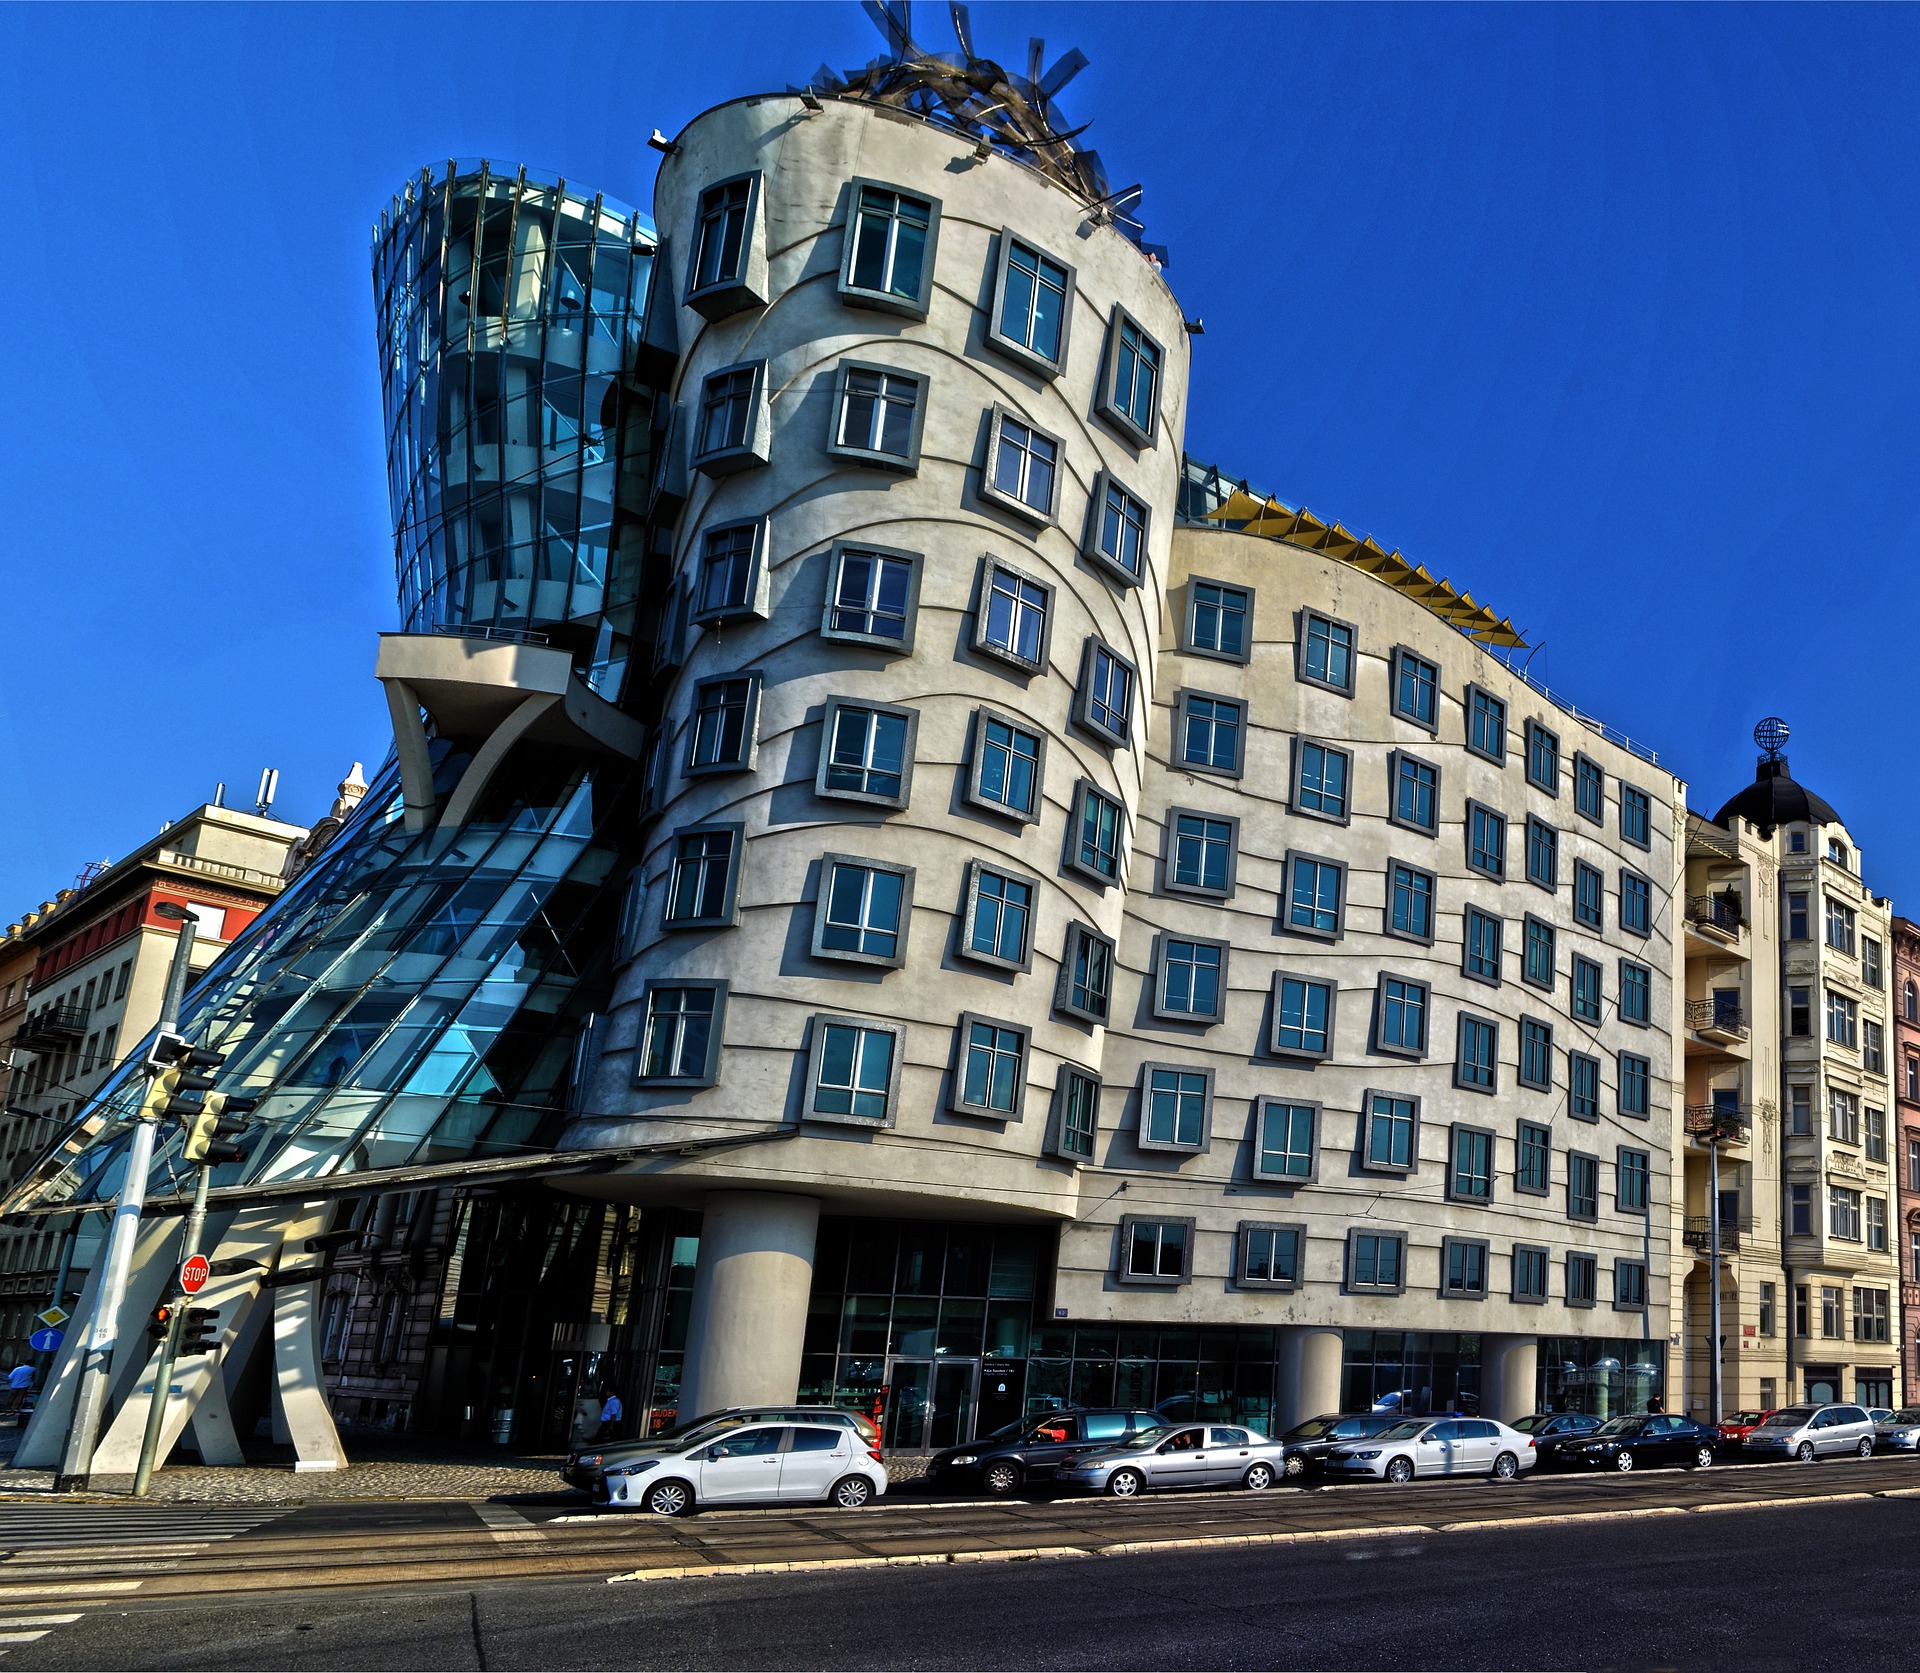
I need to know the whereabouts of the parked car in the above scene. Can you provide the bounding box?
[600,1420,886,1515]
[925,1409,1166,1496]
[1323,1416,1538,1482]
[1273,1413,1413,1478]
[1717,1409,1774,1448]
[1556,1413,1719,1472]
[566,1405,878,1494]
[1867,1408,1896,1427]
[1054,1424,1285,1496]
[1875,1409,1920,1451]
[1506,1411,1604,1466]
[1743,1403,1878,1462]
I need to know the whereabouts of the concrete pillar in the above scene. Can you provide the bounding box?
[677,1192,820,1420]
[1481,1334,1539,1423]
[1277,1326,1344,1432]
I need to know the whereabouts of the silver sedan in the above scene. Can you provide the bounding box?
[1876,1408,1920,1451]
[1323,1416,1539,1482]
[1053,1423,1286,1496]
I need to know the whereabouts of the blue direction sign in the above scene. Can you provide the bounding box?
[29,1326,63,1353]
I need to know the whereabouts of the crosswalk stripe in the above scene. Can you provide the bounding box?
[0,1633,49,1645]
[0,1582,142,1599]
[0,1617,83,1627]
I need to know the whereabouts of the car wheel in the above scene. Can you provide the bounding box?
[983,1461,1023,1497]
[1797,1441,1817,1463]
[1858,1438,1875,1459]
[1491,1451,1519,1480]
[1243,1462,1276,1491]
[1106,1468,1146,1498]
[1613,1450,1635,1472]
[1691,1446,1713,1470]
[644,1479,693,1516]
[1385,1456,1414,1485]
[830,1474,874,1509]
[1282,1453,1306,1478]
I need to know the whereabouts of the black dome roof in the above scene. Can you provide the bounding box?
[1713,755,1841,832]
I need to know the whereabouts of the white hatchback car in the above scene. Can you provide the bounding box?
[601,1421,887,1515]
[1323,1416,1538,1483]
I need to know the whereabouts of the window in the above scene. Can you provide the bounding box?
[1525,721,1560,793]
[1855,1287,1891,1344]
[1155,937,1228,1024]
[1617,1148,1650,1214]
[1568,1152,1599,1221]
[1789,1184,1813,1238]
[1574,861,1604,930]
[1907,980,1917,1022]
[1466,802,1506,879]
[1525,818,1559,890]
[1864,1020,1885,1074]
[1051,1066,1101,1161]
[1833,1092,1867,1149]
[1825,896,1857,955]
[1069,781,1126,885]
[1285,853,1345,939]
[813,855,912,967]
[1140,1065,1212,1153]
[1441,1237,1490,1299]
[1075,640,1137,744]
[114,960,131,1001]
[1620,784,1652,849]
[1466,685,1507,763]
[1790,1084,1813,1134]
[1867,1195,1889,1253]
[981,407,1061,522]
[1519,1018,1553,1090]
[1787,892,1810,941]
[951,1015,1029,1120]
[829,362,926,470]
[1456,1014,1498,1092]
[1614,1261,1648,1312]
[1619,871,1651,936]
[973,558,1052,672]
[693,520,768,623]
[1829,836,1851,869]
[1463,907,1503,984]
[1512,1245,1550,1304]
[1909,1058,1920,1102]
[685,675,760,773]
[1391,647,1440,730]
[1863,936,1884,987]
[1177,693,1245,777]
[1572,956,1602,1022]
[1568,1252,1598,1307]
[1237,1222,1304,1289]
[1256,1101,1318,1183]
[1618,1052,1650,1117]
[1097,306,1164,444]
[961,863,1035,970]
[1826,990,1859,1049]
[1821,1286,1843,1337]
[839,180,937,315]
[1119,1217,1193,1285]
[1517,1122,1551,1195]
[821,543,918,651]
[1387,862,1435,943]
[1448,1126,1495,1203]
[1788,986,1812,1036]
[805,1016,903,1125]
[990,232,1073,373]
[967,709,1044,823]
[1273,974,1336,1059]
[1297,612,1356,695]
[1293,740,1352,821]
[1056,923,1116,1025]
[1523,916,1556,991]
[1390,752,1439,834]
[1620,961,1651,1026]
[1573,754,1604,824]
[635,981,727,1086]
[1759,1282,1777,1336]
[693,361,769,473]
[1374,975,1428,1058]
[1186,579,1251,662]
[1364,1092,1419,1173]
[818,700,915,808]
[687,173,763,314]
[1829,1185,1863,1242]
[664,825,742,928]
[1347,1230,1407,1294]
[1166,811,1238,899]
[1790,830,1808,855]
[1087,472,1151,585]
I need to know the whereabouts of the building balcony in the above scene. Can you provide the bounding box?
[1683,1216,1752,1254]
[1685,1103,1752,1144]
[12,1004,88,1051]
[1685,893,1745,941]
[1686,999,1749,1043]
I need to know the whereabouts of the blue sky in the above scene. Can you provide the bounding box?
[3,3,1917,914]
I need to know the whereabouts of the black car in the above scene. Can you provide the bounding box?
[1275,1413,1409,1478]
[1507,1411,1604,1466]
[925,1409,1166,1496]
[1556,1413,1719,1472]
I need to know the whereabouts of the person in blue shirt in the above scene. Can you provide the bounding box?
[598,1387,623,1440]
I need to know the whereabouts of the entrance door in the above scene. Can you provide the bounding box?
[1806,1368,1841,1405]
[884,1359,980,1450]
[929,1361,977,1450]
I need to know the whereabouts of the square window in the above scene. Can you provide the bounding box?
[686,173,765,317]
[1464,906,1503,985]
[1177,691,1246,777]
[1448,1126,1495,1204]
[1569,1052,1601,1121]
[822,542,921,652]
[1512,1244,1550,1304]
[1568,1152,1600,1221]
[1095,305,1164,445]
[1618,1051,1650,1117]
[1085,471,1152,586]
[1285,852,1346,940]
[1155,935,1229,1024]
[1573,754,1605,824]
[817,699,916,808]
[980,406,1063,524]
[1166,809,1239,899]
[812,854,913,968]
[1519,1017,1553,1090]
[1296,611,1357,695]
[1346,1229,1407,1294]
[804,1014,904,1125]
[1614,1261,1648,1312]
[1391,646,1440,731]
[1455,1013,1498,1093]
[1620,871,1652,936]
[1573,860,1604,929]
[1292,739,1353,823]
[684,674,762,775]
[1139,1064,1213,1153]
[838,179,939,316]
[1567,1251,1598,1307]
[1620,784,1652,849]
[1067,780,1127,886]
[692,360,771,474]
[1620,960,1652,1026]
[1617,1147,1650,1215]
[692,519,769,624]
[1186,579,1252,663]
[1440,1236,1490,1299]
[1386,861,1436,944]
[635,980,728,1086]
[950,1013,1030,1121]
[1075,639,1138,745]
[1363,1090,1420,1174]
[1523,915,1556,991]
[828,362,927,471]
[967,708,1046,824]
[1272,973,1336,1059]
[1119,1216,1193,1285]
[1466,685,1507,763]
[664,824,743,929]
[1056,923,1117,1025]
[1050,1065,1101,1162]
[1517,1122,1551,1195]
[1389,751,1440,836]
[1255,1100,1319,1183]
[1466,801,1506,879]
[1572,955,1602,1022]
[1525,721,1560,794]
[988,231,1075,375]
[1236,1221,1305,1290]
[1525,817,1558,890]
[1373,974,1429,1058]
[960,861,1036,971]
[972,557,1053,673]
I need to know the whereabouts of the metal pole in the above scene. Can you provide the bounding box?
[1708,1135,1724,1428]
[54,919,195,1493]
[131,1164,210,1498]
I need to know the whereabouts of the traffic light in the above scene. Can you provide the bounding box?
[148,1302,176,1342]
[180,1092,256,1167]
[177,1307,220,1355]
[139,1037,228,1127]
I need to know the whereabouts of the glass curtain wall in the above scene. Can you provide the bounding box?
[1340,1331,1483,1417]
[1536,1337,1666,1418]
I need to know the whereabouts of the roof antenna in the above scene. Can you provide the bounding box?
[255,767,280,817]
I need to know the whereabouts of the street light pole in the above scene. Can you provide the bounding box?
[1707,1132,1724,1429]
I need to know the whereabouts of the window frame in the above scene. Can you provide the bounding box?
[1454,1011,1500,1095]
[1270,971,1338,1062]
[1345,1228,1409,1297]
[682,671,765,777]
[1464,683,1508,764]
[691,358,772,475]
[1567,1251,1598,1309]
[1152,932,1231,1026]
[978,403,1064,526]
[815,697,918,810]
[1183,578,1254,665]
[1234,1220,1306,1292]
[957,859,1039,974]
[970,555,1054,675]
[1282,850,1347,942]
[1524,719,1561,795]
[826,360,929,472]
[948,1012,1032,1123]
[1524,815,1559,892]
[633,978,729,1088]
[986,228,1077,377]
[820,540,922,654]
[1619,959,1653,1028]
[1511,1243,1551,1305]
[1618,1051,1651,1118]
[1252,1099,1320,1187]
[810,852,916,970]
[802,1013,907,1127]
[1573,753,1605,824]
[1439,1235,1492,1301]
[1174,689,1247,780]
[684,171,767,318]
[1164,807,1241,902]
[1446,1124,1497,1206]
[662,821,745,931]
[1072,637,1139,747]
[1522,914,1556,993]
[1616,1145,1651,1216]
[1463,905,1504,987]
[1116,1215,1195,1288]
[1094,302,1165,446]
[1567,1151,1600,1222]
[1294,609,1359,697]
[1518,1015,1554,1092]
[1083,469,1153,587]
[1619,869,1653,938]
[836,177,941,318]
[690,517,772,627]
[1516,1121,1551,1197]
[1136,1062,1215,1156]
[1065,779,1127,888]
[964,707,1046,826]
[1465,799,1507,880]
[1048,1064,1102,1163]
[1571,954,1603,1022]
[1619,783,1653,850]
[1389,645,1441,733]
[1290,736,1354,826]
[1573,859,1604,930]
[1385,859,1437,946]
[1613,1260,1649,1314]
[1387,749,1441,837]
[1371,972,1430,1060]
[1361,1089,1421,1177]
[1569,1051,1602,1122]
[1055,922,1118,1026]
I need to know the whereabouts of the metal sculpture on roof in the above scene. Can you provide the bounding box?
[1754,716,1790,760]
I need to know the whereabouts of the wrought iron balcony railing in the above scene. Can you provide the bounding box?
[11,1004,89,1051]
[1683,1216,1752,1253]
[1685,1103,1752,1142]
[1686,893,1745,936]
[1686,999,1749,1038]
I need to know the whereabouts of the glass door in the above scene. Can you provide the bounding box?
[930,1360,978,1450]
[884,1358,980,1450]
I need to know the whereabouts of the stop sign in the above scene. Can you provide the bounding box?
[179,1254,211,1294]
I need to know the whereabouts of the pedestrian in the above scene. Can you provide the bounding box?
[598,1386,623,1440]
[3,1363,31,1419]
[1646,1394,1664,1414]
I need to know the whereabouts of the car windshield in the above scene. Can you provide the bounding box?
[1282,1418,1340,1440]
[1727,1412,1767,1425]
[1893,1410,1920,1424]
[1507,1415,1549,1433]
[1594,1418,1647,1436]
[1760,1409,1816,1427]
[1374,1421,1428,1441]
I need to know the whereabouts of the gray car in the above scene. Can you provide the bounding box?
[1875,1408,1920,1451]
[1741,1402,1877,1461]
[1053,1423,1284,1496]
